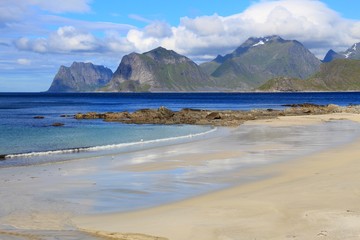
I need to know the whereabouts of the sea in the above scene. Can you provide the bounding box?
[1,92,360,167]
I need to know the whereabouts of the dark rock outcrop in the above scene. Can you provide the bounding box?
[51,122,65,127]
[74,104,359,127]
[48,62,113,92]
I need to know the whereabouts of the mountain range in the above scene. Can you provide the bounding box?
[47,36,360,92]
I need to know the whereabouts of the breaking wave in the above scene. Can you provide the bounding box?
[3,127,218,160]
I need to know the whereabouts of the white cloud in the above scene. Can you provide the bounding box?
[49,26,100,52]
[17,58,31,65]
[10,0,360,61]
[15,26,101,53]
[144,21,172,38]
[121,0,360,60]
[180,14,225,36]
[104,31,135,53]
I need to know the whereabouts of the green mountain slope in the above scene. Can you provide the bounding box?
[258,59,360,91]
[106,47,213,92]
[200,36,321,90]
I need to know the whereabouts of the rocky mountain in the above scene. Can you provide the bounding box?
[48,62,113,92]
[105,47,213,92]
[322,49,344,63]
[200,35,321,90]
[258,59,360,91]
[323,42,360,62]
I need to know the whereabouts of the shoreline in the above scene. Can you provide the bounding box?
[1,112,360,239]
[74,113,360,240]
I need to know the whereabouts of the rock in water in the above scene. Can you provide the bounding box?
[51,122,65,127]
[47,62,113,92]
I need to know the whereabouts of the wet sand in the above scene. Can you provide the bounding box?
[75,113,360,240]
[1,113,360,239]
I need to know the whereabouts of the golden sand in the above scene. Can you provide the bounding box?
[75,113,360,240]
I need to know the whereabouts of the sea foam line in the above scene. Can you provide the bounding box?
[4,127,218,159]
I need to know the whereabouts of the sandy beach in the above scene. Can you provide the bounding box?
[75,113,360,240]
[1,113,360,240]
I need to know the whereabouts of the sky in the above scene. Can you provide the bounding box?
[1,0,360,92]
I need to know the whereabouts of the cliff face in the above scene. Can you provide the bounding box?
[47,62,113,92]
[200,36,321,90]
[106,47,213,92]
[258,59,360,91]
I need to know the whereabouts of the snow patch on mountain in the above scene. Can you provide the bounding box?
[252,40,265,47]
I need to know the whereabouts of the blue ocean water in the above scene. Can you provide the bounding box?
[1,92,360,166]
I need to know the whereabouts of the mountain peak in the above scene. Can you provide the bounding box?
[144,46,176,55]
[48,62,113,92]
[323,41,360,62]
[202,35,321,89]
[242,35,284,48]
[344,42,359,59]
[107,47,211,92]
[322,49,342,62]
[143,46,188,64]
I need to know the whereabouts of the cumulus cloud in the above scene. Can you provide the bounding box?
[121,0,360,59]
[181,15,225,36]
[11,0,360,61]
[144,21,173,38]
[15,26,102,53]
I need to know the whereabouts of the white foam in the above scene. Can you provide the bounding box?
[5,127,218,159]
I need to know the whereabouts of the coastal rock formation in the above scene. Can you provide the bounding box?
[105,47,213,92]
[258,59,360,91]
[75,107,263,126]
[200,35,321,90]
[74,104,360,127]
[48,62,113,92]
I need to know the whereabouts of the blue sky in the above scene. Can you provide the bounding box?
[1,0,360,92]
